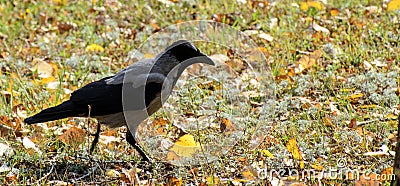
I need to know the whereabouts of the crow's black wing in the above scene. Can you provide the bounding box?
[69,76,124,116]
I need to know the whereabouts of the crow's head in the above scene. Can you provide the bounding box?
[162,40,215,66]
[151,40,215,77]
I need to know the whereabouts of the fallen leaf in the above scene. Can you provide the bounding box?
[311,161,323,171]
[22,137,41,154]
[286,138,303,161]
[206,175,220,185]
[86,44,104,52]
[167,177,183,186]
[380,167,394,182]
[0,143,14,157]
[169,134,200,157]
[296,50,322,73]
[355,173,381,186]
[299,1,324,11]
[30,59,54,78]
[220,118,236,134]
[59,126,86,147]
[346,93,363,104]
[387,0,400,11]
[166,151,179,161]
[260,149,274,158]
[330,8,340,16]
[313,22,330,34]
[348,118,357,128]
[121,167,137,184]
[323,116,335,128]
[241,169,255,181]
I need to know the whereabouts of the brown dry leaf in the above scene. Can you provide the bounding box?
[166,151,179,161]
[212,13,236,25]
[121,167,137,184]
[348,118,357,128]
[287,68,296,76]
[323,116,335,128]
[330,8,340,16]
[5,173,17,185]
[167,177,183,186]
[354,174,381,186]
[379,167,394,182]
[387,0,400,11]
[30,59,54,78]
[101,129,119,136]
[152,118,169,135]
[220,118,236,134]
[275,75,294,83]
[57,22,74,33]
[169,134,200,157]
[198,80,221,91]
[1,91,11,104]
[241,169,255,181]
[59,126,86,147]
[296,50,322,74]
[286,138,303,161]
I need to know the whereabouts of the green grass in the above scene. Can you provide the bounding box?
[0,0,399,185]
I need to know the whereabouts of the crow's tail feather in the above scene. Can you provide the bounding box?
[24,101,81,124]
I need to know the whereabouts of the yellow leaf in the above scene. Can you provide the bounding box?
[299,2,309,11]
[169,134,200,157]
[53,0,68,5]
[385,113,397,120]
[260,149,274,158]
[0,5,3,13]
[241,170,255,181]
[144,53,154,58]
[311,162,324,171]
[299,160,305,169]
[346,93,363,103]
[41,76,55,84]
[330,8,340,16]
[360,104,378,109]
[286,138,303,161]
[388,0,400,11]
[206,175,220,185]
[30,59,54,78]
[299,1,324,11]
[86,44,104,52]
[341,88,355,92]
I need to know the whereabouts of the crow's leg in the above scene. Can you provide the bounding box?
[126,130,151,161]
[89,122,101,154]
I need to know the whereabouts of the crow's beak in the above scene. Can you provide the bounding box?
[199,53,215,66]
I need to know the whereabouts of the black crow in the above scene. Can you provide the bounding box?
[24,40,215,161]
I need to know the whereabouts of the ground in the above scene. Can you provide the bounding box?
[0,0,399,185]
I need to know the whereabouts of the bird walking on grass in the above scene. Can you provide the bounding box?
[24,40,215,161]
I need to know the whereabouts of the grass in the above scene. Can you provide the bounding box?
[0,0,399,185]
